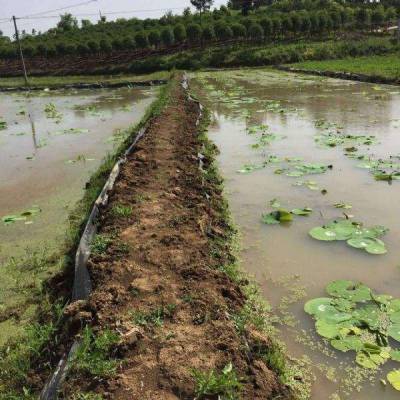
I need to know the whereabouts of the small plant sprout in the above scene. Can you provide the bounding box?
[192,362,243,400]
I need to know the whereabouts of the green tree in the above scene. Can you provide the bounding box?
[371,6,385,26]
[355,8,371,29]
[260,18,273,36]
[148,30,161,47]
[99,39,112,53]
[187,23,202,43]
[202,24,216,41]
[81,19,92,28]
[214,21,233,40]
[248,22,264,40]
[161,27,175,46]
[135,31,149,48]
[87,40,100,53]
[190,0,214,26]
[231,22,247,38]
[173,24,187,42]
[57,13,78,32]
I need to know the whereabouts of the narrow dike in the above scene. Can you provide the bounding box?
[14,75,298,399]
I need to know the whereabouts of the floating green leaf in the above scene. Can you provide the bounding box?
[309,219,388,255]
[387,370,400,390]
[291,207,312,216]
[326,280,371,302]
[261,209,293,225]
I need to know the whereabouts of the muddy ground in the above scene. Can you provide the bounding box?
[58,77,292,399]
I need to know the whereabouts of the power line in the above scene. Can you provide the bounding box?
[18,7,187,20]
[20,0,98,19]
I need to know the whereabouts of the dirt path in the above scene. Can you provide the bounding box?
[62,77,291,399]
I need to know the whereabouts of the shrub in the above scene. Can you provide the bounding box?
[202,24,216,41]
[148,30,161,47]
[187,23,202,43]
[231,23,247,38]
[260,18,273,37]
[135,31,149,48]
[248,23,264,41]
[161,27,174,46]
[99,39,112,53]
[173,23,187,42]
[214,21,233,41]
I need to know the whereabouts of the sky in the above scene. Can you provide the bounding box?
[0,0,228,38]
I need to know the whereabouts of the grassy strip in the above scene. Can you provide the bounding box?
[194,99,312,399]
[96,36,399,75]
[289,53,400,80]
[0,71,169,89]
[0,76,172,399]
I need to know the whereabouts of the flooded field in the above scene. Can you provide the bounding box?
[192,69,400,399]
[0,86,156,343]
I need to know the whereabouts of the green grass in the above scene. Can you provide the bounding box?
[111,204,133,218]
[131,304,176,327]
[0,71,169,88]
[291,53,400,80]
[72,327,119,378]
[192,363,243,400]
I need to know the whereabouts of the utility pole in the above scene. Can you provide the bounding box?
[12,16,29,87]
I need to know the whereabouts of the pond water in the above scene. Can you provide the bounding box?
[0,86,157,344]
[192,69,400,399]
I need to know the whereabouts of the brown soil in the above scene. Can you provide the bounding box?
[62,77,291,399]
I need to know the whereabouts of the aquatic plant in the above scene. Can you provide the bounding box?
[305,280,400,391]
[309,219,388,255]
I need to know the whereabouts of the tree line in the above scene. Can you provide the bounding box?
[0,1,397,59]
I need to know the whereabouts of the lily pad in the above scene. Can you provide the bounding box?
[326,280,371,302]
[331,336,363,352]
[291,207,312,216]
[261,209,293,225]
[388,323,400,342]
[309,227,337,241]
[387,370,400,390]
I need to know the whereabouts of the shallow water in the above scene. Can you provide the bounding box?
[192,69,400,399]
[0,86,156,343]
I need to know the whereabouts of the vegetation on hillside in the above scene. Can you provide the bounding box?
[0,0,398,59]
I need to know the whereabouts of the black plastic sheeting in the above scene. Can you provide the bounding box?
[40,75,202,400]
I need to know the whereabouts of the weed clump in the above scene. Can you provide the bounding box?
[72,327,120,378]
[192,362,243,400]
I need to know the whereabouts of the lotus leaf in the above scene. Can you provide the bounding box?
[261,209,293,225]
[356,352,379,369]
[315,320,354,339]
[387,370,400,390]
[334,203,352,209]
[304,298,333,315]
[291,207,312,216]
[388,323,400,342]
[353,305,381,330]
[309,227,337,241]
[390,350,400,362]
[309,219,388,254]
[326,280,371,302]
[331,336,363,352]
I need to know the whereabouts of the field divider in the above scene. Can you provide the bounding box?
[276,65,400,85]
[0,79,167,92]
[40,74,201,400]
